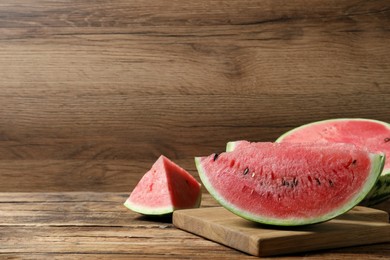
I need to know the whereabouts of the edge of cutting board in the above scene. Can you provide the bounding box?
[173,206,390,257]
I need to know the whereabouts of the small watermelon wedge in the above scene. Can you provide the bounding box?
[196,142,384,226]
[275,118,390,206]
[124,155,202,215]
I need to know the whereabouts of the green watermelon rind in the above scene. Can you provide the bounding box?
[361,177,390,206]
[124,193,202,216]
[123,199,175,215]
[226,141,237,153]
[275,118,390,206]
[195,153,385,226]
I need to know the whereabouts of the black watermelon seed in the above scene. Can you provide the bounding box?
[315,178,321,185]
[243,167,249,175]
[292,178,298,187]
[384,138,390,143]
[213,153,219,161]
[329,180,334,187]
[352,159,357,165]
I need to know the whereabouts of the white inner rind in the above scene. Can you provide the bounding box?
[124,191,202,216]
[124,199,174,215]
[225,141,237,152]
[195,153,385,226]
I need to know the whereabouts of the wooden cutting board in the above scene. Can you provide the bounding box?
[173,206,390,257]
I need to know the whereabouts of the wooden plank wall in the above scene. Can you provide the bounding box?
[0,0,389,191]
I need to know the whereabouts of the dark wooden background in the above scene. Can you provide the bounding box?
[0,0,389,192]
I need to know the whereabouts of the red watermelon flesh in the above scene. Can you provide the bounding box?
[275,118,390,206]
[276,119,390,173]
[124,155,202,215]
[196,142,384,226]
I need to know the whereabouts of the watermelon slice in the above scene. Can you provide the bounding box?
[124,155,202,215]
[196,142,384,226]
[275,118,390,206]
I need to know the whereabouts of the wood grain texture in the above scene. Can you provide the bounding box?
[173,207,390,256]
[0,192,389,259]
[0,0,389,191]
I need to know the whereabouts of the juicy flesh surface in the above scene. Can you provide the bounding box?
[127,156,201,210]
[280,119,390,172]
[201,143,372,220]
[165,157,201,208]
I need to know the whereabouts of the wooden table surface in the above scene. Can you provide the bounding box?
[0,192,389,259]
[0,0,389,192]
[0,0,389,258]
